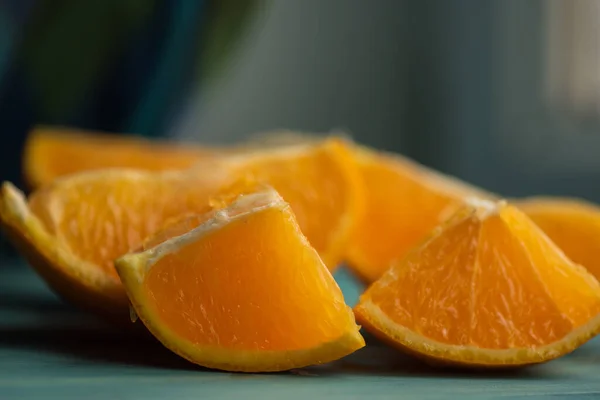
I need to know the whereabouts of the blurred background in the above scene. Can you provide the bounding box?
[2,0,600,254]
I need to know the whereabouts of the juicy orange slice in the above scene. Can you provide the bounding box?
[518,197,600,282]
[346,146,493,283]
[354,198,600,367]
[115,188,364,372]
[1,139,360,321]
[23,126,213,188]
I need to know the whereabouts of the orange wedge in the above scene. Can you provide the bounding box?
[22,126,323,189]
[354,198,600,367]
[1,139,361,322]
[346,146,493,283]
[115,188,364,372]
[23,126,213,189]
[518,197,600,282]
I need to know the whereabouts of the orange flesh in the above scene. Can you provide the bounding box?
[361,204,600,350]
[238,141,359,265]
[348,151,466,282]
[502,207,600,326]
[29,174,221,279]
[25,129,210,187]
[144,206,351,351]
[140,180,269,250]
[26,139,358,280]
[142,214,208,251]
[25,128,359,259]
[521,202,600,282]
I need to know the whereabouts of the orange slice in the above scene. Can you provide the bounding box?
[1,139,361,322]
[517,197,600,282]
[23,126,213,189]
[0,173,216,323]
[115,188,364,372]
[346,146,493,283]
[22,126,321,189]
[354,198,600,367]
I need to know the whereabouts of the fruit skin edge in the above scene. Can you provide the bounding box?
[0,183,131,325]
[355,300,600,368]
[115,252,366,373]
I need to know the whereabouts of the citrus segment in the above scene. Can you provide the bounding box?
[28,170,224,280]
[346,147,493,283]
[518,197,600,282]
[116,189,364,372]
[355,199,600,366]
[24,126,212,189]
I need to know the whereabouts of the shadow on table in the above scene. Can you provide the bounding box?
[0,287,198,371]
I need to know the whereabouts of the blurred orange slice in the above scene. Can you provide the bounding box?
[346,146,493,283]
[23,126,214,189]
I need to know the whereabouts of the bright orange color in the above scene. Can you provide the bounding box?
[116,188,364,372]
[140,179,270,251]
[346,147,493,283]
[355,199,600,367]
[1,139,361,322]
[23,126,213,188]
[518,197,600,282]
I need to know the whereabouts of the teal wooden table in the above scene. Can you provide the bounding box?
[2,260,600,399]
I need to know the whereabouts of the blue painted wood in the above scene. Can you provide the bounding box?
[2,262,600,399]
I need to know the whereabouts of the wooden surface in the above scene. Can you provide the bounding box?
[2,261,600,399]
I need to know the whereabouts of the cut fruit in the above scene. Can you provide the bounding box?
[0,173,216,323]
[22,126,322,189]
[518,197,600,282]
[346,147,494,284]
[115,188,364,372]
[354,198,600,367]
[1,139,360,322]
[23,126,214,189]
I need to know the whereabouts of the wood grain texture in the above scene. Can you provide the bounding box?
[2,262,600,399]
